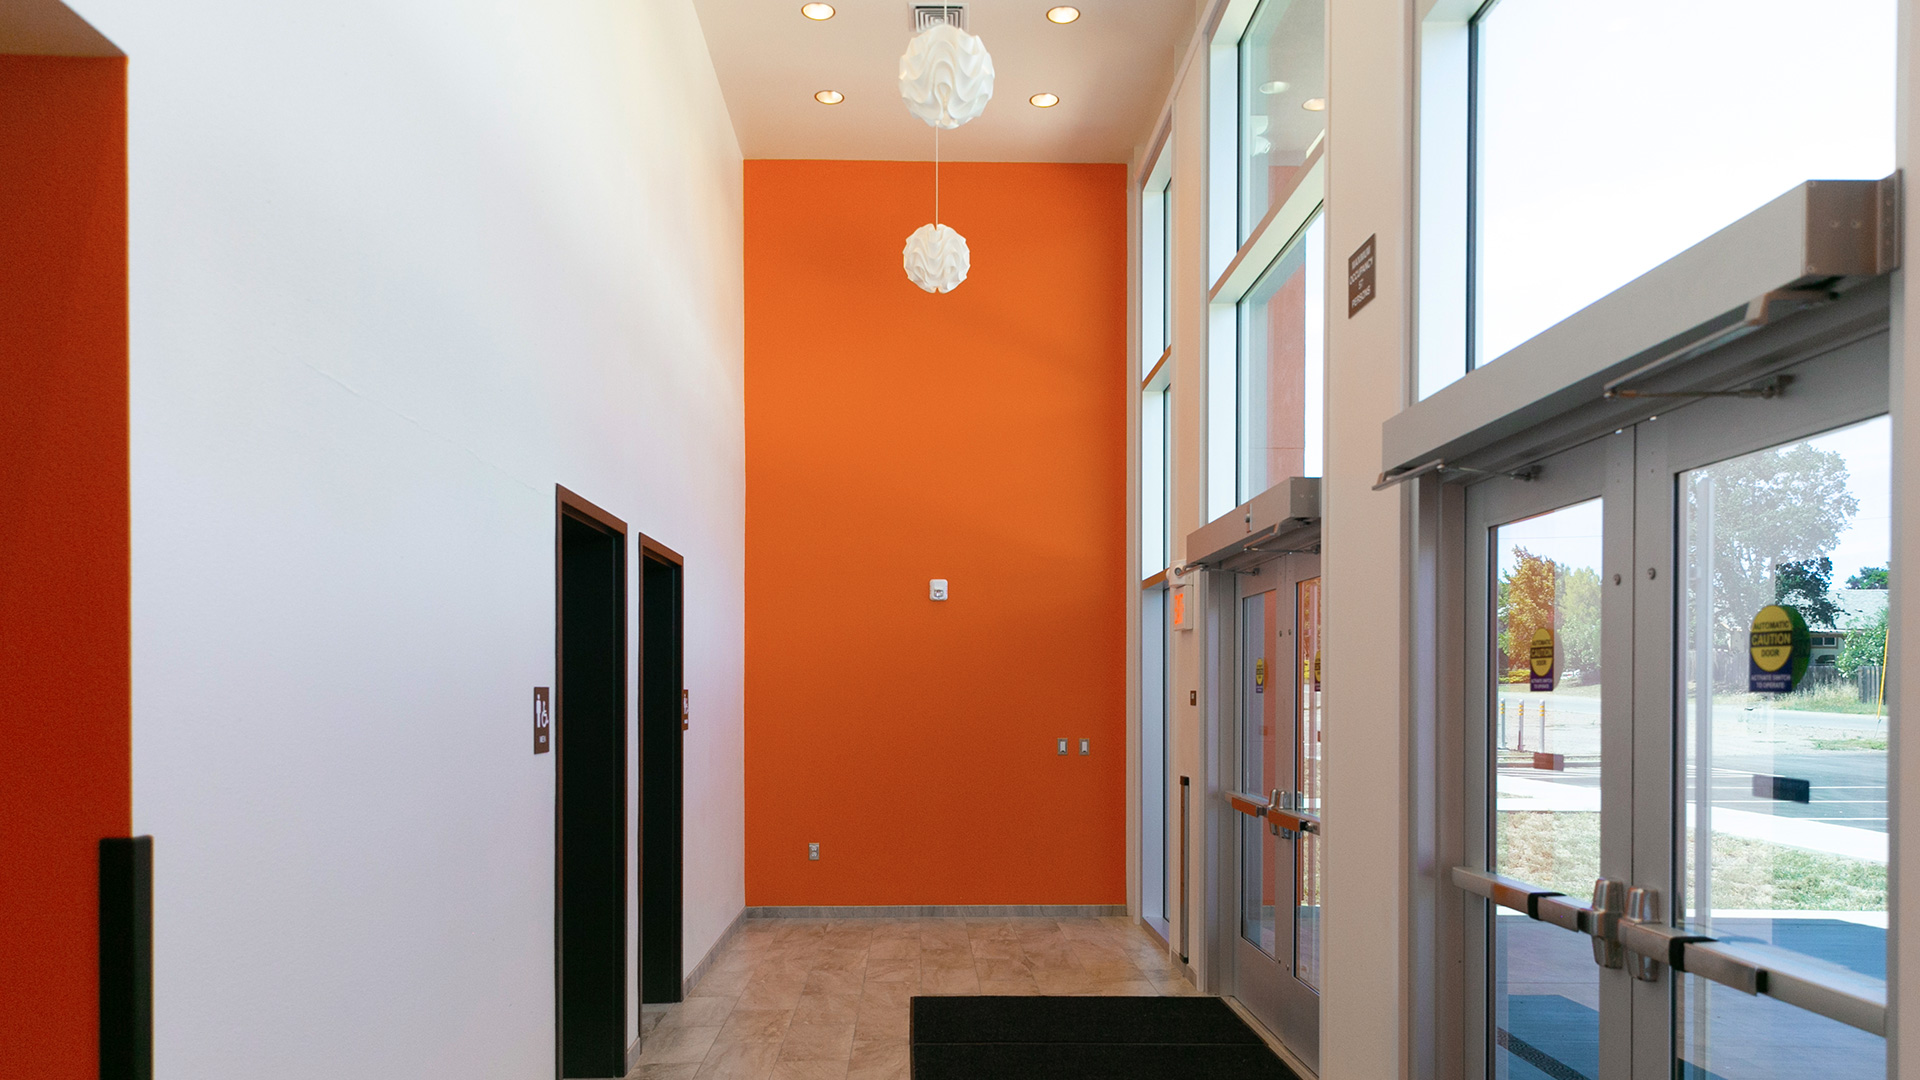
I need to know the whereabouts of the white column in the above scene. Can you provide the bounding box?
[1320,0,1413,1076]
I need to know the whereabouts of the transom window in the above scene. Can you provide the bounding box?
[1468,0,1896,368]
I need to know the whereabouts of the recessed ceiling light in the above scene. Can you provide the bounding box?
[1259,80,1289,95]
[1029,93,1060,108]
[801,3,835,20]
[1302,97,1327,111]
[1046,6,1081,22]
[815,90,845,104]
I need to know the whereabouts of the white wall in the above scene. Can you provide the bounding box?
[70,0,746,1074]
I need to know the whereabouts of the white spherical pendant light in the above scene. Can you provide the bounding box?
[898,23,995,130]
[902,223,970,294]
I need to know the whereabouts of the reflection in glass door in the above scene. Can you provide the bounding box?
[1242,589,1279,957]
[1295,576,1322,990]
[1673,416,1890,1079]
[1488,499,1607,1080]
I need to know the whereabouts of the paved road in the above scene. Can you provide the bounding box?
[1492,689,1888,831]
[1497,752,1887,832]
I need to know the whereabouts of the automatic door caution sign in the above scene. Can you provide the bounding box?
[1254,657,1267,694]
[1529,627,1557,691]
[1749,604,1810,693]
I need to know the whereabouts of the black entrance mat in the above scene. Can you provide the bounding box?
[910,996,1303,1080]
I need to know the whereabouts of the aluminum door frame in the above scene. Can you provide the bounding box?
[1223,548,1324,1070]
[1627,326,1891,1077]
[1462,433,1634,1080]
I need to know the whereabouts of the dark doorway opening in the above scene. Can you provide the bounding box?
[556,488,627,1079]
[639,537,685,1004]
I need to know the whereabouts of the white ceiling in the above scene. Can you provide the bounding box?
[691,1,1198,163]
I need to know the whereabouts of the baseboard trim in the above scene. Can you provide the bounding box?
[625,1033,646,1075]
[745,904,1128,919]
[680,906,748,999]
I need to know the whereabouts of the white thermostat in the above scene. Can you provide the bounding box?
[930,579,949,601]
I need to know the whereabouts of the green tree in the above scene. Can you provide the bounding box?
[1776,557,1842,629]
[1847,566,1889,590]
[1837,606,1888,678]
[1685,442,1857,689]
[1558,565,1602,681]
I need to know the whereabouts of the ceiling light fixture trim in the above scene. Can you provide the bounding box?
[814,90,844,104]
[800,3,835,20]
[1029,92,1059,108]
[1045,6,1081,22]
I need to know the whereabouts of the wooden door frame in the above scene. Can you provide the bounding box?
[637,534,685,1004]
[554,485,628,1079]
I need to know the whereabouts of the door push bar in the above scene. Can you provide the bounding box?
[1226,790,1321,840]
[1451,867,1886,1037]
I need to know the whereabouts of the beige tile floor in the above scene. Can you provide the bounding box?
[627,916,1198,1080]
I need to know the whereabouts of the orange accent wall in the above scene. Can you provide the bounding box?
[744,160,1128,906]
[0,54,131,1077]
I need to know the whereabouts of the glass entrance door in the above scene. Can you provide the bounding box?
[1457,333,1891,1079]
[1465,437,1625,1080]
[1227,552,1323,1071]
[1651,402,1890,1080]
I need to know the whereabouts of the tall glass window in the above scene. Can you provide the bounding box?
[1142,173,1172,378]
[1239,0,1326,241]
[1142,389,1169,576]
[1236,213,1325,501]
[1470,0,1895,366]
[1141,584,1170,929]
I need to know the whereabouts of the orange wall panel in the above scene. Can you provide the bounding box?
[0,54,131,1078]
[744,160,1127,906]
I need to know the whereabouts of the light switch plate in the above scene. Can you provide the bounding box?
[1080,738,1090,756]
[930,578,949,601]
[1057,738,1068,755]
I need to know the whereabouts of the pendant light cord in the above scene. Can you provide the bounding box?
[934,126,940,226]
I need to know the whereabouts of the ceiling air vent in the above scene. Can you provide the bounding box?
[912,3,968,32]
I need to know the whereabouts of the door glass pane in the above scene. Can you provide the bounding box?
[1473,0,1895,365]
[1676,416,1890,1079]
[1238,213,1326,501]
[1490,498,1604,1080]
[1239,0,1325,241]
[1294,576,1323,990]
[1240,591,1279,956]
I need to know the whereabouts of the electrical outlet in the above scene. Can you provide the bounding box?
[808,842,820,861]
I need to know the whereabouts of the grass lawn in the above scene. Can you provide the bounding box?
[1496,811,1885,911]
[1743,682,1887,717]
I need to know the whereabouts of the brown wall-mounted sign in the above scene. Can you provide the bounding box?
[534,687,551,754]
[1348,234,1376,318]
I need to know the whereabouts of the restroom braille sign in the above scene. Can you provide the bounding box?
[1348,234,1376,317]
[534,687,551,754]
